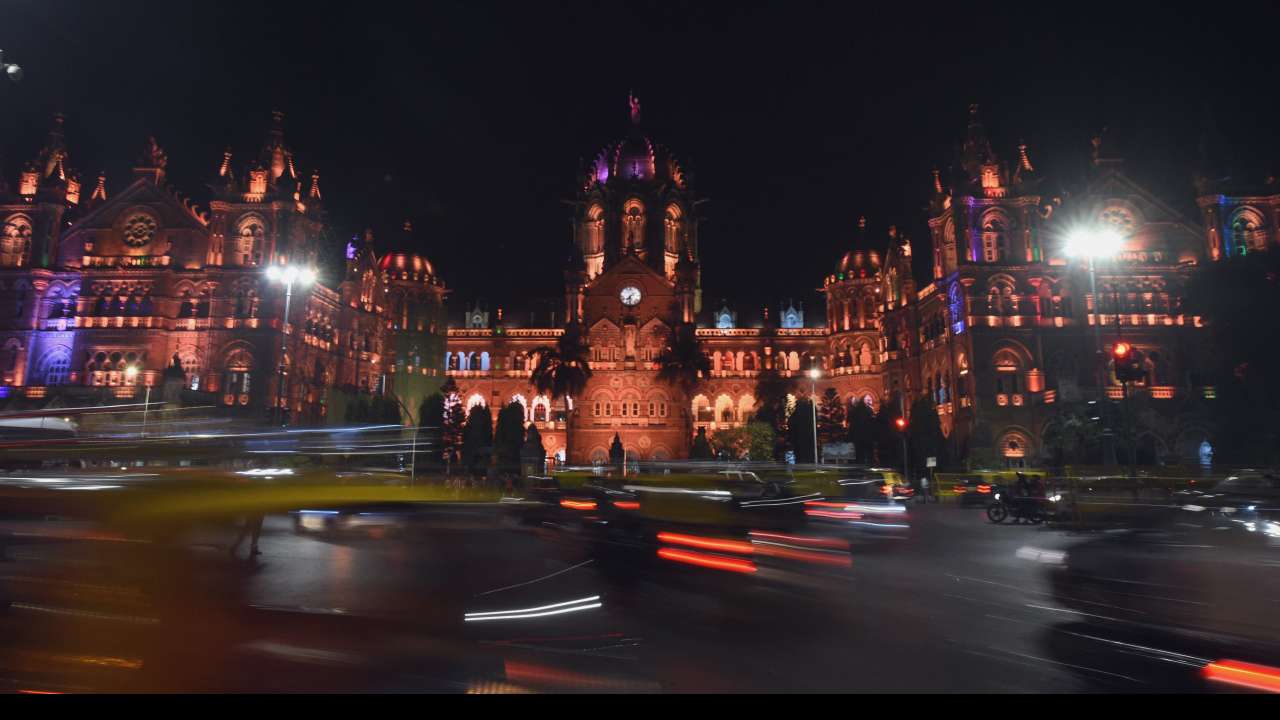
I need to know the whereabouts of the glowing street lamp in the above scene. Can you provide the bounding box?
[125,365,151,438]
[266,264,317,427]
[808,367,821,465]
[1064,225,1123,467]
[1064,226,1122,388]
[0,49,21,84]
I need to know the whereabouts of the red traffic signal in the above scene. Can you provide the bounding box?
[1112,342,1131,360]
[895,417,907,431]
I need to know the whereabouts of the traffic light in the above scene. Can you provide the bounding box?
[895,416,907,431]
[1112,342,1145,382]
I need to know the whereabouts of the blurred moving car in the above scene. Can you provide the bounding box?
[1174,472,1280,519]
[1047,507,1280,677]
[955,476,994,506]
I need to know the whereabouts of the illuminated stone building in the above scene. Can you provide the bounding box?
[871,106,1217,466]
[0,113,447,425]
[0,102,1234,466]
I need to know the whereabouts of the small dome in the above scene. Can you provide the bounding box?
[836,249,880,275]
[378,252,434,279]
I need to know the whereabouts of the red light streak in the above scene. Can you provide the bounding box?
[805,509,865,520]
[657,547,757,574]
[657,531,754,554]
[753,543,852,567]
[747,531,849,550]
[1203,660,1280,693]
[559,499,597,511]
[612,501,640,510]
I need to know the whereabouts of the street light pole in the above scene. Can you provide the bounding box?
[1065,226,1122,468]
[808,367,821,465]
[125,365,149,438]
[142,383,151,438]
[386,392,417,486]
[266,265,316,428]
[275,278,293,428]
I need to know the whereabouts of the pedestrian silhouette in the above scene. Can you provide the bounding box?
[229,513,264,559]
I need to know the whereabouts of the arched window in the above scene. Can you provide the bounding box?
[1,214,33,267]
[584,204,605,255]
[981,212,1008,263]
[224,347,254,400]
[692,394,713,423]
[664,204,683,278]
[36,347,71,386]
[1229,208,1266,256]
[715,394,735,423]
[532,395,550,423]
[993,349,1023,396]
[716,311,734,329]
[465,393,486,413]
[987,281,1016,316]
[235,216,265,266]
[623,199,645,255]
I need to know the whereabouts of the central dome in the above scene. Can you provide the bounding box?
[378,252,434,280]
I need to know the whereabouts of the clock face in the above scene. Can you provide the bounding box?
[619,286,642,306]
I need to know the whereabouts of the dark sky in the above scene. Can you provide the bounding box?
[4,1,1280,319]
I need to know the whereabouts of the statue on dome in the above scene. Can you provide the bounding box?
[141,137,167,169]
[629,92,641,126]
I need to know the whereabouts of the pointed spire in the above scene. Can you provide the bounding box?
[1017,141,1034,172]
[134,136,167,184]
[269,109,285,143]
[961,103,996,177]
[90,171,107,203]
[1091,126,1123,168]
[218,148,232,178]
[308,170,321,199]
[38,112,68,180]
[932,168,943,194]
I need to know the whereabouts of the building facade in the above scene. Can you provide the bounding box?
[0,103,1235,467]
[0,113,447,426]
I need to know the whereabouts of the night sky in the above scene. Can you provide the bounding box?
[4,1,1280,320]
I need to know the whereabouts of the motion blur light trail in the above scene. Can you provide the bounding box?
[657,547,757,574]
[1203,660,1280,693]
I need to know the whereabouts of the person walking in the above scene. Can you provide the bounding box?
[229,512,264,559]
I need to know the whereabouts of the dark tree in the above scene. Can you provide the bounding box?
[753,367,796,459]
[656,323,711,397]
[789,397,816,464]
[461,403,493,473]
[530,324,592,459]
[1183,251,1280,464]
[493,401,526,473]
[442,398,466,469]
[817,388,846,448]
[847,398,877,463]
[906,394,946,477]
[875,393,905,469]
[690,426,713,459]
[418,392,445,465]
[608,432,625,466]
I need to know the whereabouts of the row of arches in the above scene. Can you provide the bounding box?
[463,392,553,423]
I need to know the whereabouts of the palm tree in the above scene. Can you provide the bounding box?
[530,324,592,463]
[656,323,711,397]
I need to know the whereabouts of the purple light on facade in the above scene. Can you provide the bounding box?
[346,240,357,260]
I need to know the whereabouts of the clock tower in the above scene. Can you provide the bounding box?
[563,95,701,463]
